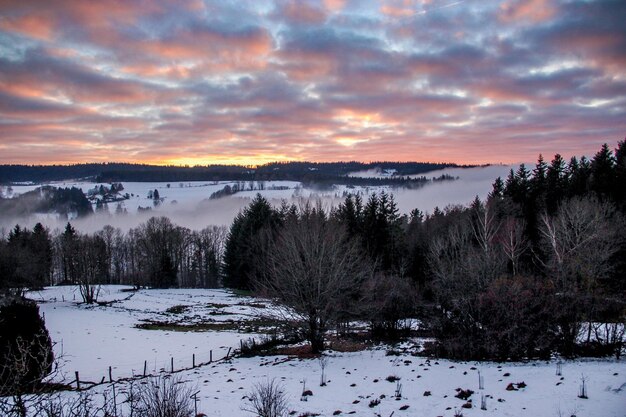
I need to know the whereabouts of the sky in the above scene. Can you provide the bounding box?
[0,0,624,166]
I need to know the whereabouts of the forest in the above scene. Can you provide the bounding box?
[0,186,93,219]
[0,161,463,186]
[1,141,625,362]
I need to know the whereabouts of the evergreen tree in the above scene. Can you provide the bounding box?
[334,195,363,238]
[531,154,548,200]
[590,143,616,197]
[60,223,79,283]
[30,223,52,288]
[488,177,504,201]
[222,194,280,290]
[613,139,626,206]
[568,156,591,197]
[546,154,566,214]
[0,299,54,397]
[361,192,405,271]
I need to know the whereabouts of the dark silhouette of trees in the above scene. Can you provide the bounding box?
[223,194,281,290]
[257,204,372,353]
[134,217,184,288]
[0,298,54,414]
[0,224,53,294]
[58,223,79,284]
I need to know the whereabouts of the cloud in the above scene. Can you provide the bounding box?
[0,0,623,165]
[499,0,557,23]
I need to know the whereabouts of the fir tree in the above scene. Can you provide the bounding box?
[590,143,616,197]
[222,194,280,290]
[546,154,566,214]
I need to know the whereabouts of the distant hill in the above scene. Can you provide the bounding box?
[0,161,473,185]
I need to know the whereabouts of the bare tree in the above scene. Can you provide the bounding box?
[540,196,620,289]
[499,217,528,276]
[539,196,624,353]
[75,235,106,304]
[257,205,372,353]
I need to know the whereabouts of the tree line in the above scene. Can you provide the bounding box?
[1,140,624,360]
[0,219,227,298]
[1,161,463,187]
[0,186,92,219]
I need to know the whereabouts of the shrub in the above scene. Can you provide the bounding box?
[244,379,288,417]
[133,375,194,417]
[0,297,54,396]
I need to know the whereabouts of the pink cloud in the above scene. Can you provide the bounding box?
[499,0,557,23]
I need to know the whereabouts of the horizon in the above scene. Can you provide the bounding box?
[0,160,483,168]
[0,0,624,165]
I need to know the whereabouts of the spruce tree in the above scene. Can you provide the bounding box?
[613,140,626,205]
[222,194,279,290]
[546,154,566,214]
[590,143,616,198]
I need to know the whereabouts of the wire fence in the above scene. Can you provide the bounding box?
[70,346,236,391]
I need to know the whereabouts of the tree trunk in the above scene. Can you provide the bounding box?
[308,315,324,353]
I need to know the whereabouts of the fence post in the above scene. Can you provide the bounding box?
[109,366,113,383]
[192,353,196,368]
[112,382,117,415]
[143,360,147,376]
[210,350,213,363]
[171,357,174,373]
[75,371,80,390]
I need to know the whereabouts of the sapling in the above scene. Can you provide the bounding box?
[578,374,588,399]
[300,379,308,402]
[319,355,328,387]
[394,380,403,400]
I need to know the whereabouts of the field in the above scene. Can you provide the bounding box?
[26,286,626,417]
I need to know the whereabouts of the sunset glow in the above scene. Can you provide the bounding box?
[0,0,624,165]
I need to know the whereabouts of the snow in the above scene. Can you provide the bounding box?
[187,351,625,417]
[24,286,626,417]
[27,286,269,383]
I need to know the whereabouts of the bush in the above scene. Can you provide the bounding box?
[0,297,54,396]
[133,375,194,417]
[244,379,288,417]
[431,276,558,360]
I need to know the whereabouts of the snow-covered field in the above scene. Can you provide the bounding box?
[27,286,270,383]
[26,286,626,417]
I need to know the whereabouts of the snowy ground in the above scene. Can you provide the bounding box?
[151,350,625,417]
[25,286,626,417]
[27,286,271,383]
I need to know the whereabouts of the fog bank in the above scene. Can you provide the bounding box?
[1,165,513,234]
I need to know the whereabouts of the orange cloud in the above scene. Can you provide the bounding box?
[0,13,56,40]
[380,0,419,17]
[499,0,557,23]
[323,0,347,12]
